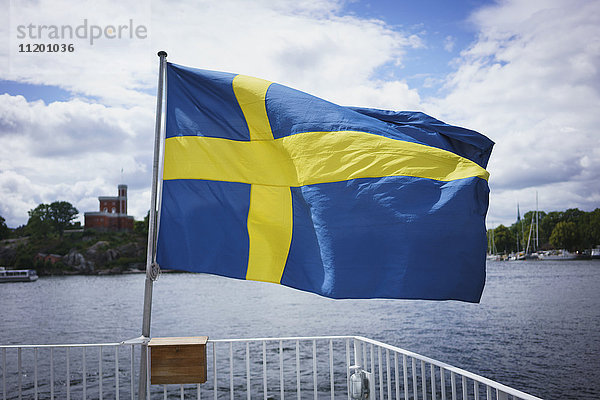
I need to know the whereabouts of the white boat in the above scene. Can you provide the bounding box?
[0,267,38,283]
[487,226,502,260]
[537,250,578,260]
[523,193,540,260]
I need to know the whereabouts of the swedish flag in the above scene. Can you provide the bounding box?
[156,63,493,302]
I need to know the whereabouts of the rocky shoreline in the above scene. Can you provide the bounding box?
[0,232,148,276]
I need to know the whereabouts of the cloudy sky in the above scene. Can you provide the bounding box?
[0,0,598,229]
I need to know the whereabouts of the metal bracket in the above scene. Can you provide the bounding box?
[349,365,373,399]
[120,336,150,345]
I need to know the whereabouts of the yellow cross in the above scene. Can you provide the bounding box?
[163,75,489,284]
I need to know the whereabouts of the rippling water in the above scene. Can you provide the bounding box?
[1,260,599,399]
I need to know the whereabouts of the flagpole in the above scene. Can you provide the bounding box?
[139,50,167,400]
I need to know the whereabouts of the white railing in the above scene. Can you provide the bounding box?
[0,339,144,400]
[1,336,542,400]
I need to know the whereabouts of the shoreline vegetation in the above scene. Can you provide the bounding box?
[0,201,150,276]
[488,208,600,256]
[0,230,148,276]
[1,203,599,275]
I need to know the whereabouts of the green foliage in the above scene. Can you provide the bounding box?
[550,221,579,251]
[2,228,146,273]
[106,256,145,271]
[26,201,79,238]
[15,247,35,268]
[2,206,149,274]
[11,225,27,238]
[33,259,74,276]
[0,215,9,240]
[586,209,600,247]
[493,207,599,253]
[491,224,514,254]
[134,210,150,236]
[48,201,79,237]
[51,233,86,254]
[27,203,53,238]
[134,220,147,235]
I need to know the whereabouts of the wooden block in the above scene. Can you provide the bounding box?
[149,336,208,385]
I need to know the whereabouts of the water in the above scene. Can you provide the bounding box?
[1,260,599,399]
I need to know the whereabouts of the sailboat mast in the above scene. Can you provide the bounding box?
[516,203,520,253]
[536,191,539,250]
[520,204,525,253]
[526,218,533,254]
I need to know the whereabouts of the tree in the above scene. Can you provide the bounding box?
[539,211,562,248]
[0,215,9,240]
[134,211,150,235]
[578,208,600,249]
[493,207,599,252]
[589,209,600,246]
[508,222,525,252]
[12,225,27,238]
[493,225,514,254]
[562,208,584,223]
[549,221,578,251]
[48,201,79,237]
[27,201,79,238]
[27,204,53,238]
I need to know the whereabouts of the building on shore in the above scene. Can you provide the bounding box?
[84,184,134,232]
[34,253,63,264]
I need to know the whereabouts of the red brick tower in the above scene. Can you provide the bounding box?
[84,185,134,231]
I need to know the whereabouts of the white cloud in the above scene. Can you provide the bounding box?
[149,0,422,105]
[443,35,455,52]
[2,0,598,229]
[1,0,424,227]
[0,94,154,226]
[5,0,155,107]
[3,0,422,109]
[424,0,600,226]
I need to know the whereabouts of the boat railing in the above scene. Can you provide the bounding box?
[1,335,543,399]
[1,339,142,400]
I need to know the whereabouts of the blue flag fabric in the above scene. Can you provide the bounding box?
[156,62,494,302]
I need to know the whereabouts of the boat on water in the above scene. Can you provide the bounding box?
[522,193,540,260]
[0,267,38,283]
[537,249,578,260]
[507,251,525,261]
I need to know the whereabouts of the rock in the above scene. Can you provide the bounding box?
[64,249,94,272]
[0,245,16,265]
[86,241,110,256]
[64,249,85,266]
[83,241,121,267]
[109,266,122,274]
[105,248,119,262]
[116,242,145,258]
[0,238,28,265]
